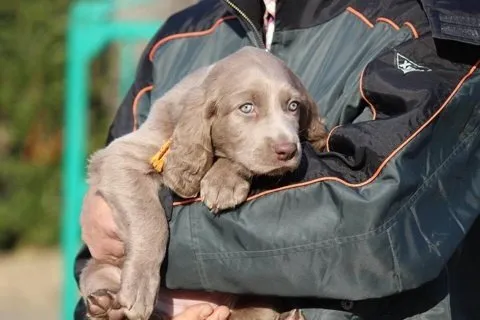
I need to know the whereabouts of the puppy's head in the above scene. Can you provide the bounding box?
[163,47,327,197]
[207,47,327,175]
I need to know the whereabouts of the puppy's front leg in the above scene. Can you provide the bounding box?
[106,174,168,320]
[200,158,252,213]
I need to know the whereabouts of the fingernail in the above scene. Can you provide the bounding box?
[217,308,231,319]
[200,306,213,318]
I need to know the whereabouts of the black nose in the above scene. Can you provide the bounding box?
[273,142,297,161]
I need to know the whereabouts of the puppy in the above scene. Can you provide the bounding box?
[79,46,327,320]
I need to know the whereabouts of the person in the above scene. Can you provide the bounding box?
[75,0,480,319]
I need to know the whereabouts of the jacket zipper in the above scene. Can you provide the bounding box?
[222,0,266,50]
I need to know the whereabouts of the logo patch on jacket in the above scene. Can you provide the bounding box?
[395,53,432,74]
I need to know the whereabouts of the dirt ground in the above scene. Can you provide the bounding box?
[0,248,62,320]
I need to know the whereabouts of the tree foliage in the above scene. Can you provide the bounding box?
[0,0,116,250]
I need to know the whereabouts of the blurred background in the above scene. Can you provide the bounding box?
[0,0,197,318]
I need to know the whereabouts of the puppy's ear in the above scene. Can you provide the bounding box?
[162,85,216,198]
[300,96,328,152]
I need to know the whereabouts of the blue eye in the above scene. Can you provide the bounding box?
[288,101,300,112]
[239,103,254,114]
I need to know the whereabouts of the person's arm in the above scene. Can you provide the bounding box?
[76,25,480,309]
[158,38,480,300]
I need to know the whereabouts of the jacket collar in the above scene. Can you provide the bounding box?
[223,0,480,46]
[222,0,353,34]
[222,0,264,33]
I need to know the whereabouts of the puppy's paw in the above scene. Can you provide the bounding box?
[86,289,121,319]
[117,269,160,320]
[200,164,250,213]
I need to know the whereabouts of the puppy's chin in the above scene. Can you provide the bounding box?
[252,156,301,177]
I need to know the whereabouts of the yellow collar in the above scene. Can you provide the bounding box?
[150,138,172,173]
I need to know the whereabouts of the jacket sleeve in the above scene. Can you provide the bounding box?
[160,36,480,301]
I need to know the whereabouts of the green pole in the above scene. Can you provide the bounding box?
[62,3,112,318]
[62,1,161,318]
[61,9,89,319]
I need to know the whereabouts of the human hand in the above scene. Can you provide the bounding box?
[80,187,125,264]
[173,304,231,320]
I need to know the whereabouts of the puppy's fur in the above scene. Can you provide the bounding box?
[79,47,327,320]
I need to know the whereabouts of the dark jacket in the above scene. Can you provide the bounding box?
[75,0,480,319]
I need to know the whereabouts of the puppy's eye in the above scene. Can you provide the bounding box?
[287,101,300,112]
[239,103,254,114]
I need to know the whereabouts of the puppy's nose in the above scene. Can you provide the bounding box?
[273,142,297,161]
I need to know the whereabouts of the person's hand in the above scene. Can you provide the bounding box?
[173,304,231,320]
[80,187,125,264]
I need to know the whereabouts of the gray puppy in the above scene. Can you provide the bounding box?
[79,47,327,320]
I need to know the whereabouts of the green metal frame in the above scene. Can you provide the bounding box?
[62,1,161,318]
